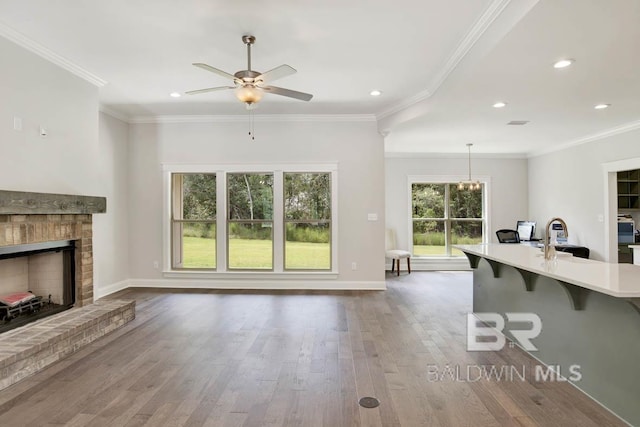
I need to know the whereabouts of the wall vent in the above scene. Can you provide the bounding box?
[507,120,530,125]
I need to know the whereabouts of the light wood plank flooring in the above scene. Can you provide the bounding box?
[0,272,627,426]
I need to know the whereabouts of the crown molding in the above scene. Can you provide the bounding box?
[129,114,377,124]
[0,21,107,87]
[99,105,130,123]
[376,0,512,120]
[528,119,640,158]
[385,151,526,159]
[424,0,512,99]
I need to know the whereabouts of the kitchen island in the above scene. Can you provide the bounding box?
[456,243,640,426]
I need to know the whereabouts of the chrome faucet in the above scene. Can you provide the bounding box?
[544,217,568,260]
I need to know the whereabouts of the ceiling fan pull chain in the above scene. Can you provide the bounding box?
[249,110,255,141]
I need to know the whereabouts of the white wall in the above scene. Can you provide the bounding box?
[0,36,129,296]
[127,119,386,287]
[529,128,640,261]
[385,156,529,252]
[94,112,131,294]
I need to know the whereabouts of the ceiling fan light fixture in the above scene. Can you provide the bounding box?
[235,85,263,104]
[169,92,181,98]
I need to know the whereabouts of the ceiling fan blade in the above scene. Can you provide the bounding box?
[192,63,236,80]
[259,64,296,83]
[262,85,313,101]
[185,86,234,95]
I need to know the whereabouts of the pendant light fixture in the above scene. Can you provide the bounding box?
[458,143,481,190]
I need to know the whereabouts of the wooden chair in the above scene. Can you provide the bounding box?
[386,229,411,276]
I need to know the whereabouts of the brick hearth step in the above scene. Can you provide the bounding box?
[0,299,135,390]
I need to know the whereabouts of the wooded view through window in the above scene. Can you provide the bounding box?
[284,172,331,270]
[172,173,217,268]
[171,169,333,271]
[227,173,274,269]
[412,183,484,257]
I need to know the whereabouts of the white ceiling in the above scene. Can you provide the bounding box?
[1,0,639,156]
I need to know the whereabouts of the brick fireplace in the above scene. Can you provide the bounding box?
[0,214,94,307]
[0,190,135,391]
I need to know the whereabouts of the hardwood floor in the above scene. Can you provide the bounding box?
[0,272,627,426]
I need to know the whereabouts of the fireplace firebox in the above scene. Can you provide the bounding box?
[0,240,75,333]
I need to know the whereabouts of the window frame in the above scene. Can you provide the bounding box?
[408,175,490,258]
[283,172,332,271]
[226,172,274,271]
[163,164,338,276]
[171,173,218,270]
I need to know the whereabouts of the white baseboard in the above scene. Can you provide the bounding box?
[127,278,386,291]
[386,258,471,271]
[94,279,131,300]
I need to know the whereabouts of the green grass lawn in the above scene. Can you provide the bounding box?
[413,245,465,257]
[182,236,330,269]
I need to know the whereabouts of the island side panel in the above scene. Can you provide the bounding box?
[473,259,640,426]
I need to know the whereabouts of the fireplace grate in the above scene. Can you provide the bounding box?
[0,293,49,322]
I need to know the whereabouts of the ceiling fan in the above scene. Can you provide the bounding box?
[186,35,313,109]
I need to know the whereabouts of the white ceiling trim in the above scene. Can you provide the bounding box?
[129,114,377,124]
[385,151,526,159]
[528,119,640,158]
[0,21,107,87]
[99,105,130,123]
[424,0,512,99]
[376,0,512,120]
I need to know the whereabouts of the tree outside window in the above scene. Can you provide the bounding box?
[227,173,274,270]
[412,183,483,257]
[172,173,216,269]
[284,172,331,270]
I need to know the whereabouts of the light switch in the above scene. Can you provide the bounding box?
[367,213,378,221]
[13,117,22,131]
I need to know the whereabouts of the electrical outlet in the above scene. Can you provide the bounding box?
[351,262,357,270]
[153,261,159,269]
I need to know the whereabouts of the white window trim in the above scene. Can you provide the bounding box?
[407,174,491,258]
[162,163,339,277]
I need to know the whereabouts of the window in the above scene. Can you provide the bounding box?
[171,173,217,269]
[167,165,336,273]
[284,172,331,270]
[227,173,274,270]
[412,182,484,257]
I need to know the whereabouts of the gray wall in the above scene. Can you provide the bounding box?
[0,36,130,296]
[528,128,640,260]
[127,119,386,287]
[385,155,529,252]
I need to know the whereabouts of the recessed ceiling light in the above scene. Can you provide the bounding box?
[370,90,382,96]
[493,101,507,108]
[170,92,181,98]
[594,103,610,110]
[553,59,574,69]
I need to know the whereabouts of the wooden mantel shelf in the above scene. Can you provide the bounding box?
[0,190,106,215]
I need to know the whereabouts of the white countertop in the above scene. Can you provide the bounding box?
[454,243,640,298]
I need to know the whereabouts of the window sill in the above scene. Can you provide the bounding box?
[163,270,339,280]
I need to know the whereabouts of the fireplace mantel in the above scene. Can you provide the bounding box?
[0,190,106,215]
